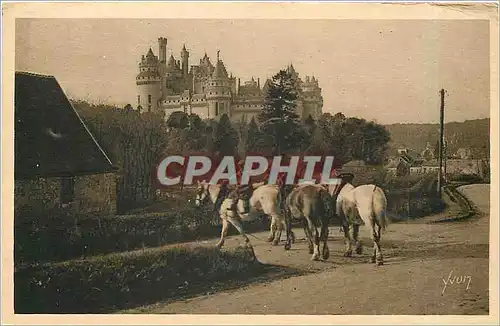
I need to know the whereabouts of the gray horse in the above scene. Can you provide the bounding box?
[284,184,342,261]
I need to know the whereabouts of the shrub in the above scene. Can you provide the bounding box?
[15,245,262,313]
[447,173,484,184]
[366,172,446,220]
[15,199,270,265]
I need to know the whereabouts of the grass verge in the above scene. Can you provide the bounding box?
[15,206,271,265]
[15,245,289,314]
[429,184,476,223]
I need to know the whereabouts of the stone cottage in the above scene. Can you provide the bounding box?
[15,71,118,218]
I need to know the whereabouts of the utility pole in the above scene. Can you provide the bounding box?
[443,138,447,182]
[437,89,445,197]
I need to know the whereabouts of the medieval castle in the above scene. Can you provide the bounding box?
[136,37,324,123]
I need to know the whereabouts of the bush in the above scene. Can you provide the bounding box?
[15,200,270,265]
[447,173,484,184]
[15,245,262,313]
[366,172,446,220]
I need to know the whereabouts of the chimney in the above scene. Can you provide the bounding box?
[237,78,241,94]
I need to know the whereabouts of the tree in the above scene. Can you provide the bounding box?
[361,121,391,164]
[214,114,239,156]
[258,69,306,155]
[245,117,267,154]
[124,104,134,111]
[167,111,189,129]
[73,100,168,212]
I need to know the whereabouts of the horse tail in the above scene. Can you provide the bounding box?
[372,185,389,231]
[320,188,335,220]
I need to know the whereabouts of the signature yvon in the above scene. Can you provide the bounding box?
[442,270,472,295]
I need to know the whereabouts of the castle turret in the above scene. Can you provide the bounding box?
[158,37,168,64]
[136,48,162,113]
[300,74,323,120]
[206,50,232,119]
[181,44,189,77]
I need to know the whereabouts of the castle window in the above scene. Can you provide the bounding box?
[137,95,140,105]
[215,102,219,116]
[148,105,151,112]
[148,95,152,104]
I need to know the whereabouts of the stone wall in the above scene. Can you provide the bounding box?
[15,172,117,218]
[74,173,117,216]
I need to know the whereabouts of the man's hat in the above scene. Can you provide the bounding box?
[338,172,355,181]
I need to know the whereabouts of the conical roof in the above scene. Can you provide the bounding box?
[262,78,272,94]
[212,59,228,79]
[168,54,176,66]
[142,48,158,65]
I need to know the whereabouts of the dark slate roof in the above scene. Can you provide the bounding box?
[15,71,117,180]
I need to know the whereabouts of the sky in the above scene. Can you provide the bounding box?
[15,19,490,124]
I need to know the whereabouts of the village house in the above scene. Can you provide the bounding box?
[420,142,436,161]
[385,152,425,176]
[455,147,473,159]
[15,71,118,218]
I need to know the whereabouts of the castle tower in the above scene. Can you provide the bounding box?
[300,74,323,120]
[206,50,232,119]
[136,48,162,114]
[181,44,189,77]
[158,37,168,64]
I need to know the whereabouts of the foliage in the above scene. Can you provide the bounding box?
[73,101,168,212]
[447,173,484,184]
[14,188,270,265]
[368,172,446,220]
[214,114,239,156]
[166,111,189,129]
[385,118,490,159]
[258,69,308,155]
[307,113,390,165]
[15,245,262,313]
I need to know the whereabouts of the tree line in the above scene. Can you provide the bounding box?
[73,69,391,212]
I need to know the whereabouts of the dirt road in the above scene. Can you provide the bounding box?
[131,184,490,315]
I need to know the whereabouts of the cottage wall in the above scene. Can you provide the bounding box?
[15,178,61,214]
[74,173,117,215]
[15,172,117,218]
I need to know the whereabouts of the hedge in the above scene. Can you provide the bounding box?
[15,204,270,265]
[15,245,265,313]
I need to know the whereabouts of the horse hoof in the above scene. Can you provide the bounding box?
[284,243,291,250]
[266,237,274,243]
[369,256,376,263]
[322,250,330,261]
[355,246,363,255]
[344,250,353,257]
[308,248,314,255]
[376,261,384,266]
[272,240,279,246]
[311,254,320,261]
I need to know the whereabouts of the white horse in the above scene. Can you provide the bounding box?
[194,181,291,249]
[329,182,390,265]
